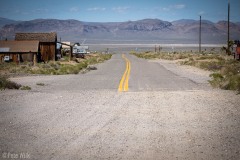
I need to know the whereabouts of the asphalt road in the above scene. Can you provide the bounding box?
[0,53,239,160]
[127,54,201,91]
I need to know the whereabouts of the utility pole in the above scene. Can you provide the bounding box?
[227,0,230,54]
[199,15,202,53]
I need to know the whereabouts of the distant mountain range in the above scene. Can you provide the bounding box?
[0,17,239,44]
[0,17,21,28]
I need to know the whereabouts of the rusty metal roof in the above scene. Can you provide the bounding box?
[15,32,57,42]
[0,40,39,53]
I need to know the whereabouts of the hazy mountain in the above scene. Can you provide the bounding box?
[171,19,199,27]
[116,19,172,31]
[0,17,239,44]
[0,17,20,28]
[216,21,239,32]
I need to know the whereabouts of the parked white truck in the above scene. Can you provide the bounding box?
[72,43,89,58]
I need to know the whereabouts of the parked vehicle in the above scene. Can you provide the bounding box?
[233,40,240,60]
[4,55,10,62]
[72,43,89,58]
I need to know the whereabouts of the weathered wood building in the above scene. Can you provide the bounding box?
[0,40,39,63]
[15,32,57,62]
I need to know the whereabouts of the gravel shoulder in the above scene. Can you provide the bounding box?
[150,59,213,85]
[0,54,239,160]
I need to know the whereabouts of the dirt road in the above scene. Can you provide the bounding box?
[0,54,239,160]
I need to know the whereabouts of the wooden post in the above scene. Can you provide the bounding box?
[227,0,230,54]
[199,15,202,53]
[33,53,37,66]
[16,54,20,65]
[69,46,73,61]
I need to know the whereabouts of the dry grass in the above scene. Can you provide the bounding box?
[0,53,112,76]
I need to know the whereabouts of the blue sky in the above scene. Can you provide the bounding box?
[0,0,239,22]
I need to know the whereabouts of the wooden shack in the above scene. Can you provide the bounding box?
[15,32,57,62]
[0,40,39,63]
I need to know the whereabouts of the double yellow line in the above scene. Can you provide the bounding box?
[118,54,131,92]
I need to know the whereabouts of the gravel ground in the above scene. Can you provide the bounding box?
[0,55,239,160]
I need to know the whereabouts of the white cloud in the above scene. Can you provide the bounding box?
[162,7,170,11]
[34,8,49,13]
[198,11,206,15]
[112,7,130,13]
[70,7,80,12]
[87,7,106,11]
[15,10,29,15]
[156,4,186,12]
[173,4,185,9]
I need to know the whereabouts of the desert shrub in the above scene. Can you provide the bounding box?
[77,62,88,70]
[130,52,154,59]
[221,65,238,76]
[131,52,192,60]
[196,56,209,60]
[86,57,98,64]
[58,65,76,74]
[180,59,197,66]
[20,86,31,90]
[101,54,112,61]
[36,83,45,86]
[20,65,27,69]
[189,57,194,61]
[215,56,225,61]
[49,62,60,70]
[175,54,188,60]
[0,75,21,90]
[197,61,222,71]
[0,63,17,71]
[222,75,240,91]
[39,63,51,69]
[209,72,240,92]
[209,73,224,88]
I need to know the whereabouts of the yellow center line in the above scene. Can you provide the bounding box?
[118,54,131,92]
